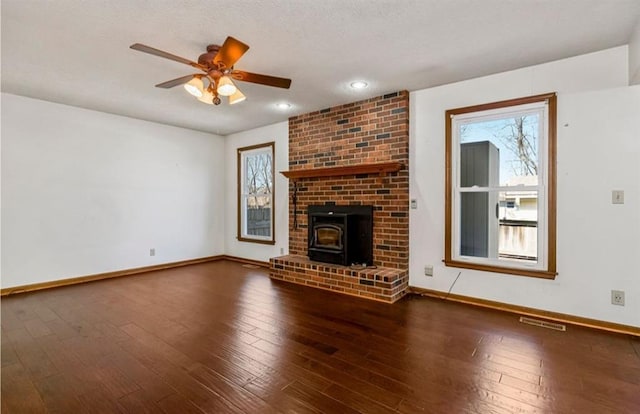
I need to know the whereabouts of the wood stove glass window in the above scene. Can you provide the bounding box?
[312,224,343,250]
[237,142,275,244]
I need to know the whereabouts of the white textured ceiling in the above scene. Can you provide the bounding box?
[2,1,639,135]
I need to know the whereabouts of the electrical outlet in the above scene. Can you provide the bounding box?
[410,199,418,209]
[424,265,433,277]
[611,290,625,306]
[150,248,155,257]
[280,247,284,255]
[612,190,624,204]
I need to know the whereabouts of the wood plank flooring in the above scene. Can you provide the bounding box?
[2,260,639,413]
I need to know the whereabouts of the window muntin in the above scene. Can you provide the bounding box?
[237,142,275,244]
[445,94,556,279]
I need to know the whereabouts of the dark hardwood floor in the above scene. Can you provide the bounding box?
[2,260,639,413]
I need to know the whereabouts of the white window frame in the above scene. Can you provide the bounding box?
[445,93,557,279]
[237,142,275,245]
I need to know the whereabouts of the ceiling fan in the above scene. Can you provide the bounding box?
[130,36,291,105]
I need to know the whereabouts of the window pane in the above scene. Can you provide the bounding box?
[245,151,273,195]
[498,190,538,263]
[460,114,539,187]
[246,195,271,237]
[460,190,538,262]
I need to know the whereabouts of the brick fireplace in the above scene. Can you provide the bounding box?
[269,91,409,303]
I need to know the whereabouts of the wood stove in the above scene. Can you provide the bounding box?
[308,205,373,266]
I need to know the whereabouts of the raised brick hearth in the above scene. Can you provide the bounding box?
[270,255,408,303]
[269,91,410,302]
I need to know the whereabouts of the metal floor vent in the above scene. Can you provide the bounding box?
[242,264,261,269]
[519,316,566,331]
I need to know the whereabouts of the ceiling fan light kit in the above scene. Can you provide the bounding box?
[130,36,291,107]
[184,76,204,97]
[216,75,237,96]
[197,89,215,105]
[229,89,246,105]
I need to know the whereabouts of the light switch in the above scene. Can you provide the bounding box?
[612,190,624,204]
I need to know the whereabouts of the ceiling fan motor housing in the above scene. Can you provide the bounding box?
[198,44,221,67]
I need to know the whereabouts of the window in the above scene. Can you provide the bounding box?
[445,93,556,279]
[237,142,275,244]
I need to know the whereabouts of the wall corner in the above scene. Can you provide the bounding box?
[629,18,640,85]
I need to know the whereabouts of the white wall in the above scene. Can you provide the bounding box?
[630,18,640,85]
[224,121,289,262]
[410,46,640,327]
[1,93,226,288]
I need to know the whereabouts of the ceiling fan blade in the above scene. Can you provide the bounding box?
[213,36,249,69]
[130,43,207,71]
[155,74,200,89]
[231,70,291,89]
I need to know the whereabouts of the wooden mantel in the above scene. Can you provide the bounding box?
[280,162,403,180]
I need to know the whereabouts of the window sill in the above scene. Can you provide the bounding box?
[237,237,276,245]
[443,259,557,280]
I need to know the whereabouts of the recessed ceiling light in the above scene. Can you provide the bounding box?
[350,81,368,89]
[276,103,291,109]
